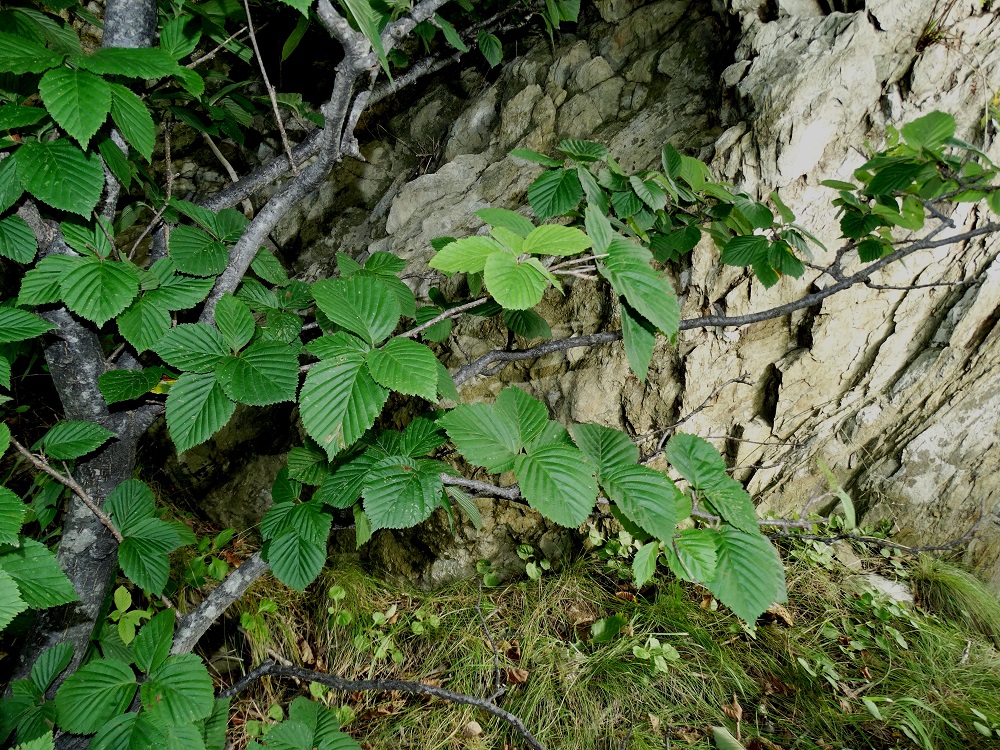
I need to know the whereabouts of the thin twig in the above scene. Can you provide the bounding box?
[440,475,521,501]
[398,297,490,339]
[187,26,249,69]
[476,579,506,703]
[243,0,299,177]
[128,202,168,260]
[201,132,254,217]
[220,660,547,750]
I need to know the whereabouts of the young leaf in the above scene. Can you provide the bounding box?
[362,457,444,531]
[214,293,255,351]
[165,372,236,453]
[0,215,38,264]
[313,275,401,346]
[705,527,786,624]
[364,338,439,401]
[300,353,389,460]
[59,257,141,326]
[287,445,328,485]
[118,518,184,593]
[483,251,548,310]
[428,235,505,274]
[155,323,228,372]
[37,420,115,460]
[528,168,583,220]
[13,139,104,216]
[215,341,300,406]
[133,609,175,674]
[514,444,597,527]
[54,658,137,734]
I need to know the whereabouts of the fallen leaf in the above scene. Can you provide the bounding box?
[615,591,637,602]
[505,641,522,661]
[765,603,794,627]
[648,714,661,731]
[463,721,483,737]
[701,594,715,609]
[722,695,743,724]
[505,667,530,684]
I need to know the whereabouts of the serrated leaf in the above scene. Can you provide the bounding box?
[214,293,255,351]
[600,238,679,340]
[0,215,37,263]
[364,338,438,401]
[477,30,502,66]
[484,251,548,310]
[133,609,175,674]
[54,658,137,734]
[522,224,592,257]
[118,520,183,593]
[0,104,47,131]
[0,154,24,215]
[662,527,717,583]
[437,403,519,473]
[434,13,468,51]
[901,111,955,150]
[0,568,27,631]
[117,295,172,353]
[160,16,201,60]
[509,148,563,167]
[502,308,551,340]
[584,204,613,255]
[287,445,328,485]
[276,0,313,14]
[0,307,55,344]
[664,433,727,490]
[105,479,156,535]
[19,256,70,305]
[89,710,164,750]
[475,208,534,238]
[313,275,400,346]
[557,139,607,162]
[38,67,110,149]
[363,456,444,531]
[14,732,56,750]
[251,247,289,286]
[98,134,132,188]
[168,226,228,277]
[632,541,659,587]
[141,653,213,725]
[165,372,236,453]
[515,444,597,527]
[267,528,326,591]
[866,161,924,196]
[569,423,638,481]
[76,47,179,78]
[702,475,759,534]
[428,235,504,274]
[705,527,786,623]
[216,341,300,406]
[414,305,452,342]
[315,451,379,509]
[59,256,140,326]
[436,359,459,402]
[720,234,767,267]
[629,176,667,211]
[30,642,74,694]
[0,486,23,546]
[38,420,115,459]
[300,353,388,459]
[155,323,228,372]
[621,302,655,382]
[495,386,548,447]
[0,31,64,73]
[528,168,583,220]
[601,464,690,541]
[146,273,214,311]
[109,83,155,160]
[341,0,388,72]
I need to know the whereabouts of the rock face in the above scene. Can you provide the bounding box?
[189,0,1000,589]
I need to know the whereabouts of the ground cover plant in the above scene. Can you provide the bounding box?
[1,0,1000,747]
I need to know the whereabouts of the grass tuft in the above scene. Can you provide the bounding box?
[911,555,1000,647]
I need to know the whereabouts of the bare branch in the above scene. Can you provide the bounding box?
[476,579,506,703]
[220,659,547,750]
[187,26,248,68]
[201,133,254,217]
[441,474,522,501]
[398,297,490,339]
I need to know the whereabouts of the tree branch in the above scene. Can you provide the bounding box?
[220,659,546,750]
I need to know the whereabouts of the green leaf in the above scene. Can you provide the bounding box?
[251,247,290,286]
[55,658,137,734]
[621,302,655,382]
[702,476,759,534]
[600,238,679,340]
[38,67,110,149]
[557,139,607,162]
[414,305,452,342]
[133,609,175,674]
[0,486,24,546]
[0,104,47,131]
[396,417,447,457]
[98,134,132,187]
[341,0,388,72]
[770,190,796,223]
[664,433,726,490]
[267,528,326,591]
[13,139,103,216]
[364,338,439,401]
[300,353,388,459]
[484,251,548,310]
[662,527,717,584]
[477,30,502,67]
[37,420,115,459]
[109,83,155,160]
[99,368,165,405]
[712,726,748,750]
[569,423,639,481]
[632,541,659,587]
[522,224,592,257]
[313,275,401,346]
[146,273,214,311]
[601,465,690,541]
[60,256,141,326]
[866,161,924,196]
[0,568,27,631]
[118,520,184,593]
[0,308,55,344]
[901,111,955,150]
[216,341,300,406]
[170,199,222,237]
[584,204,613,255]
[89,713,165,750]
[277,0,313,14]
[630,176,667,211]
[495,386,548,447]
[105,479,156,535]
[165,372,236,453]
[514,444,597,527]
[363,456,444,531]
[287,445,328,485]
[160,16,202,60]
[61,218,112,258]
[436,358,459,402]
[437,403,519,473]
[720,234,768,266]
[768,240,805,278]
[155,323,228,372]
[705,527,786,624]
[117,295,172,353]
[0,31,64,73]
[820,179,858,191]
[168,226,229,277]
[141,654,214,725]
[76,47,179,78]
[434,13,468,51]
[528,168,583,220]
[502,309,551,340]
[30,642,74,694]
[14,733,56,750]
[509,148,563,167]
[0,216,37,264]
[315,451,379,509]
[428,235,504,274]
[0,154,24,214]
[214,293,255,351]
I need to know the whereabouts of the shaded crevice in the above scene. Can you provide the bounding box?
[759,364,782,427]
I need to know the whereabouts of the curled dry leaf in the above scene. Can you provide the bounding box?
[462,720,483,737]
[505,667,530,684]
[765,603,794,627]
